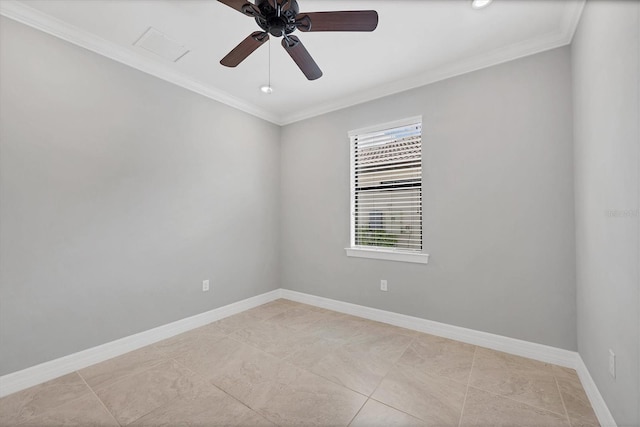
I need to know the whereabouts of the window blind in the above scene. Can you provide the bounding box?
[350,118,423,252]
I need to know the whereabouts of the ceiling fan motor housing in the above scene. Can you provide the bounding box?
[255,0,300,37]
[219,0,379,80]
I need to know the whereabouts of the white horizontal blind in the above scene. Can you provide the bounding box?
[350,118,422,252]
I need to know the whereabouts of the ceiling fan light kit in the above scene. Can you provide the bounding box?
[218,0,379,81]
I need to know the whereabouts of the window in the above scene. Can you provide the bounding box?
[345,117,429,264]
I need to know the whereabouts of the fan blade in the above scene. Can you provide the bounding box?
[218,0,247,12]
[218,0,262,17]
[281,36,322,80]
[220,32,269,67]
[296,11,378,32]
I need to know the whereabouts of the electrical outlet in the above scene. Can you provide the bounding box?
[380,279,388,292]
[202,280,210,292]
[609,349,616,378]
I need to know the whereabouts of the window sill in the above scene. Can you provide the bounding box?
[344,247,429,264]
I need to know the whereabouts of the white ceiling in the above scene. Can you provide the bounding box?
[1,0,584,125]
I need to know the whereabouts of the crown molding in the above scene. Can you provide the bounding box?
[0,0,283,125]
[279,32,567,124]
[279,1,586,125]
[1,0,585,127]
[562,0,587,44]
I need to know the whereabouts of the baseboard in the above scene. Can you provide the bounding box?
[279,289,578,368]
[575,356,618,427]
[0,289,281,398]
[0,287,617,427]
[279,289,617,427]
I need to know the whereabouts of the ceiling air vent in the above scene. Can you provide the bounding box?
[133,27,190,62]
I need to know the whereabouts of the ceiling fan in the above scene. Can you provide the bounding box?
[218,0,379,80]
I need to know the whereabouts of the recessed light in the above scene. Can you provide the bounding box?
[471,0,493,9]
[260,85,273,94]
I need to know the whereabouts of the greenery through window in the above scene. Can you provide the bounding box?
[349,117,422,252]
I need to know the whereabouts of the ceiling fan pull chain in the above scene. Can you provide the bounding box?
[268,37,271,88]
[218,0,378,80]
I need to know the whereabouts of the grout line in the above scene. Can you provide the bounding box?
[279,291,579,370]
[346,397,369,427]
[154,331,229,375]
[172,309,369,425]
[76,371,122,427]
[190,375,277,425]
[10,373,94,426]
[79,352,170,394]
[467,383,569,419]
[303,369,371,400]
[554,375,573,426]
[367,397,429,423]
[217,301,300,336]
[278,343,370,401]
[225,310,349,368]
[465,349,570,419]
[24,299,576,427]
[291,320,415,399]
[169,355,277,423]
[363,335,440,424]
[368,334,417,399]
[2,290,582,400]
[79,355,203,426]
[191,360,286,427]
[85,359,193,426]
[389,334,417,366]
[11,373,106,427]
[458,346,478,427]
[218,305,393,411]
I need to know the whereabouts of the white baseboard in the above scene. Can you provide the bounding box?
[0,289,281,398]
[279,289,578,368]
[279,289,617,427]
[575,356,618,427]
[0,287,617,427]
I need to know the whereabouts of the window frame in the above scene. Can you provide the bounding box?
[345,116,429,265]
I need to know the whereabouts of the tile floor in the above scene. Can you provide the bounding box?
[0,299,600,426]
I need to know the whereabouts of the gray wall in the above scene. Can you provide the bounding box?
[572,1,640,425]
[280,47,577,350]
[0,17,281,375]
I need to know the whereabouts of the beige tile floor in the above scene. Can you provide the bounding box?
[0,299,600,426]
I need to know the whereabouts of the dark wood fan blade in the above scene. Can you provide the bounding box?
[218,0,262,17]
[220,32,269,67]
[281,36,322,80]
[296,11,378,32]
[218,0,248,13]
